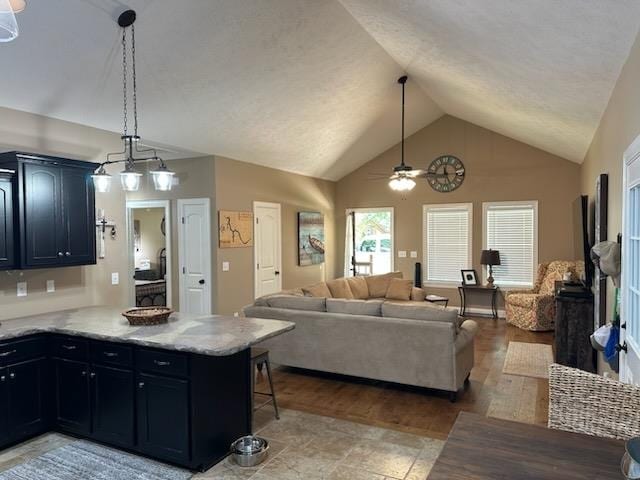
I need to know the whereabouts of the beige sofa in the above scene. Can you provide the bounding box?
[243,273,477,401]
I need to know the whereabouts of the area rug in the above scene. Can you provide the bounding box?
[503,341,554,379]
[0,440,192,480]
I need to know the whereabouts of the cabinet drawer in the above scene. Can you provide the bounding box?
[51,336,89,361]
[0,336,46,366]
[137,348,188,377]
[91,341,133,368]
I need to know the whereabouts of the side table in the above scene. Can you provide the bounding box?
[425,295,449,307]
[458,285,499,318]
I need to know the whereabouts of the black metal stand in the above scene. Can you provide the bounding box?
[458,285,498,318]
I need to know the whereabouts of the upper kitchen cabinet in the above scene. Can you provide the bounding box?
[0,152,98,270]
[0,170,14,270]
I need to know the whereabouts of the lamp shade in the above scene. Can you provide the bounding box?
[0,0,18,42]
[480,249,501,266]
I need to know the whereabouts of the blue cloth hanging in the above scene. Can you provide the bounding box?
[604,325,620,363]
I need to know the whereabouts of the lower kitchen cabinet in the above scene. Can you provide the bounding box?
[136,373,190,464]
[0,367,8,445]
[6,358,48,440]
[54,358,91,435]
[92,364,134,448]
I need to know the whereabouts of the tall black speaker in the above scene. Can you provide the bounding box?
[414,262,422,288]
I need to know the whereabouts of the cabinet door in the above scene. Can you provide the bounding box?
[0,367,8,446]
[137,373,190,464]
[0,177,14,270]
[60,168,95,265]
[23,163,63,267]
[91,364,134,448]
[54,358,91,435]
[6,358,47,441]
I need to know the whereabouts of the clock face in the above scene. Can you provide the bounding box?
[426,155,465,192]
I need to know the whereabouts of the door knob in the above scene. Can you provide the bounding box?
[199,279,205,285]
[275,271,280,276]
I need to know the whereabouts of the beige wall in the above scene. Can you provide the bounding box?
[335,115,581,309]
[127,156,217,310]
[580,30,640,361]
[214,156,336,315]
[0,108,129,320]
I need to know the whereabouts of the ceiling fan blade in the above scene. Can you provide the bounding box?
[406,169,426,177]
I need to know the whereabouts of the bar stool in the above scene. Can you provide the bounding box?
[251,347,280,419]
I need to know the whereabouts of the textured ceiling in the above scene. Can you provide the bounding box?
[0,0,441,180]
[339,0,640,163]
[1,1,639,179]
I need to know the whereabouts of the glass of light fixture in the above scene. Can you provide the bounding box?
[0,0,18,42]
[120,162,143,192]
[389,176,416,191]
[91,165,113,193]
[150,161,175,191]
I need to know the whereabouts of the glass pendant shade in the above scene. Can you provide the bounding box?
[120,164,142,191]
[8,0,25,13]
[91,167,112,193]
[150,164,175,191]
[389,176,416,191]
[0,0,18,42]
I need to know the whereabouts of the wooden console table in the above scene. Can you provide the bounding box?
[457,285,498,318]
[428,413,623,479]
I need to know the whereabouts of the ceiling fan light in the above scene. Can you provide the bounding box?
[120,164,143,191]
[0,0,18,42]
[150,163,175,191]
[91,166,112,193]
[389,177,416,192]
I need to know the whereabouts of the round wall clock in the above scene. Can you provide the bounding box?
[426,155,465,192]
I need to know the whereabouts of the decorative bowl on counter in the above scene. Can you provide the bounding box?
[122,307,173,326]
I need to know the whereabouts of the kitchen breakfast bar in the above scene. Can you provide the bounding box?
[0,306,294,471]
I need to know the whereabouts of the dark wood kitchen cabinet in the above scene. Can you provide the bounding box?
[0,152,97,270]
[91,364,135,448]
[0,170,14,270]
[54,358,91,435]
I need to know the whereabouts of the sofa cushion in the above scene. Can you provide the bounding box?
[385,278,413,301]
[266,295,326,311]
[346,276,369,300]
[302,282,332,298]
[382,301,459,325]
[255,288,304,306]
[365,272,403,298]
[410,287,426,301]
[326,298,383,316]
[326,278,354,299]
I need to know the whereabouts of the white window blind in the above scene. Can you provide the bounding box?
[423,204,472,284]
[484,202,538,287]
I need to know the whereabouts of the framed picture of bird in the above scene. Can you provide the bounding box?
[298,212,325,266]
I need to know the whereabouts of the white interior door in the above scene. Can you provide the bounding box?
[254,202,282,298]
[621,136,640,383]
[178,198,211,315]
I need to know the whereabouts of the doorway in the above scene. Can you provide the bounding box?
[177,198,212,315]
[126,200,172,308]
[254,201,282,299]
[345,207,394,276]
[621,136,640,384]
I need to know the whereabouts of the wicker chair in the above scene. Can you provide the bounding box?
[505,261,581,331]
[548,363,640,440]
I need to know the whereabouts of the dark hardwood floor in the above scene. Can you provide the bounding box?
[256,317,554,440]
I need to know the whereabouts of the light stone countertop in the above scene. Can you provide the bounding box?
[0,306,295,356]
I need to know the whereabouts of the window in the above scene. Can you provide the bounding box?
[423,203,473,285]
[345,208,394,276]
[483,201,538,287]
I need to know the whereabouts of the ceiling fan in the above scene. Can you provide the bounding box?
[368,75,426,191]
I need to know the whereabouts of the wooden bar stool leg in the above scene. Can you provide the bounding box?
[264,357,280,420]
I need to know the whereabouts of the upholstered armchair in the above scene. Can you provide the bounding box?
[505,261,581,331]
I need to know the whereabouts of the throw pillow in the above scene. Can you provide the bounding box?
[365,272,402,298]
[385,278,413,301]
[410,287,426,301]
[326,278,355,299]
[346,276,369,299]
[302,282,332,298]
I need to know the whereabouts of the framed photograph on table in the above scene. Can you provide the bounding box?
[461,269,478,286]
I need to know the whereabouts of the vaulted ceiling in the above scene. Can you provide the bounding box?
[1,1,639,180]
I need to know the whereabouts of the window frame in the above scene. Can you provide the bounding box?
[482,200,539,288]
[345,207,395,275]
[422,203,473,288]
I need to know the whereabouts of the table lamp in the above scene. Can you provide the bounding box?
[481,249,501,286]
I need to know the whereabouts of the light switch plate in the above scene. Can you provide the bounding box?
[46,280,55,293]
[222,261,230,272]
[17,282,27,297]
[111,272,119,285]
[410,251,418,258]
[398,250,407,258]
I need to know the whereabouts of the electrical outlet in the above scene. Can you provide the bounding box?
[222,261,230,272]
[111,272,119,285]
[17,282,27,297]
[233,312,239,317]
[46,280,55,293]
[398,250,407,258]
[410,251,418,258]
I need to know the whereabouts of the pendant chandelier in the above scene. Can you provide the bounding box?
[92,10,174,193]
[0,0,26,43]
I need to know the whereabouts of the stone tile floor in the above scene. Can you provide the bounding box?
[0,409,444,480]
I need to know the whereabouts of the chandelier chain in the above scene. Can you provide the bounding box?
[131,24,138,137]
[121,27,128,137]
